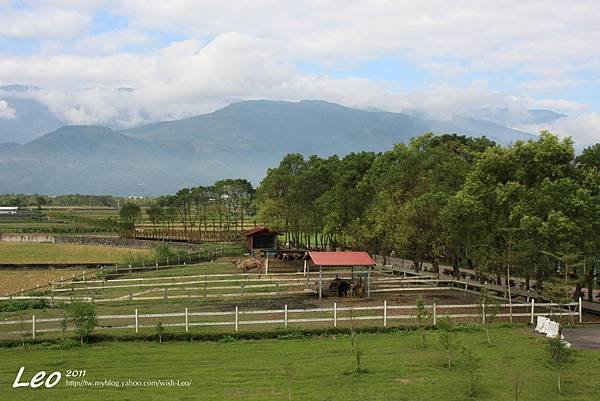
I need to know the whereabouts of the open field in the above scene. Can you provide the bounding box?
[1,328,599,400]
[0,243,152,264]
[0,270,87,295]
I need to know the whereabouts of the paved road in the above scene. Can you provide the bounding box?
[562,326,600,349]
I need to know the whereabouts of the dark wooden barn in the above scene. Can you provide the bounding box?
[244,227,279,253]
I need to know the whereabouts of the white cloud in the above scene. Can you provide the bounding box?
[1,32,597,147]
[73,30,150,54]
[0,99,16,119]
[0,1,599,144]
[96,0,600,75]
[520,79,586,91]
[0,6,91,39]
[5,1,600,77]
[529,98,588,113]
[517,113,600,147]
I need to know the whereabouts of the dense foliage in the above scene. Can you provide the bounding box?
[255,132,600,293]
[144,179,255,231]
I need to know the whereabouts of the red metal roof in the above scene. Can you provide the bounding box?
[308,251,375,266]
[244,226,278,237]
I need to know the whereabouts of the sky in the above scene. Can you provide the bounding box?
[0,0,599,144]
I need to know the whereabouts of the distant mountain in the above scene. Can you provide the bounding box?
[0,99,539,195]
[0,85,63,143]
[471,107,566,128]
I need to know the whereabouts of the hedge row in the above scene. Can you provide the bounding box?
[0,323,524,349]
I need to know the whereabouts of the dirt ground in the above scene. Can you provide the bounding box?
[562,326,600,350]
[193,289,482,313]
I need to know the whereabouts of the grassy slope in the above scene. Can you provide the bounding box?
[0,243,152,264]
[0,329,599,400]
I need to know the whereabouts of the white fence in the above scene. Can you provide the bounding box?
[0,299,581,339]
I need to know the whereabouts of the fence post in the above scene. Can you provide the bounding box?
[318,267,322,299]
[433,303,437,326]
[481,303,486,325]
[284,304,288,328]
[579,297,582,324]
[135,308,138,334]
[530,298,535,324]
[32,315,36,340]
[303,260,307,275]
[265,257,269,275]
[185,307,189,333]
[383,300,387,327]
[235,306,239,331]
[333,302,337,327]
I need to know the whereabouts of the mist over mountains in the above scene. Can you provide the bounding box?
[0,95,553,195]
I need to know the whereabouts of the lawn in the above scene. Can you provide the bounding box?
[0,328,598,400]
[0,243,152,264]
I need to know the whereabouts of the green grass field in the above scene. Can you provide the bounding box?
[0,243,152,264]
[0,328,598,400]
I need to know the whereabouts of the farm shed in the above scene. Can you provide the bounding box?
[307,251,376,299]
[244,227,279,253]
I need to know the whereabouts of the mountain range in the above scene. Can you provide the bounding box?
[0,94,561,195]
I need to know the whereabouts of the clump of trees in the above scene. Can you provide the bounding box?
[255,132,600,292]
[141,179,255,232]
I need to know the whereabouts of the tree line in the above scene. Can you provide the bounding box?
[255,132,600,295]
[120,179,255,232]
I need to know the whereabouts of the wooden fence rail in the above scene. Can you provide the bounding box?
[0,300,581,339]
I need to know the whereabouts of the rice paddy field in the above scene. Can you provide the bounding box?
[0,269,87,295]
[0,327,599,400]
[0,243,152,264]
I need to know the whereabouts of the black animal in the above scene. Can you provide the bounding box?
[329,277,352,297]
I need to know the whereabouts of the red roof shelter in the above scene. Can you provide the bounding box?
[307,251,375,299]
[308,251,375,267]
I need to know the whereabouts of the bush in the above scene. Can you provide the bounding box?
[64,299,97,346]
[0,299,47,312]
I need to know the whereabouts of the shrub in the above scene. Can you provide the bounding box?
[438,315,460,368]
[545,338,574,393]
[64,299,97,347]
[0,299,47,312]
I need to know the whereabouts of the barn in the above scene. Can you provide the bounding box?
[244,226,279,254]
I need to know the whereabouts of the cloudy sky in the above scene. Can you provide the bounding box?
[0,0,599,144]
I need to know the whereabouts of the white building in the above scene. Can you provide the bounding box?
[0,207,19,215]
